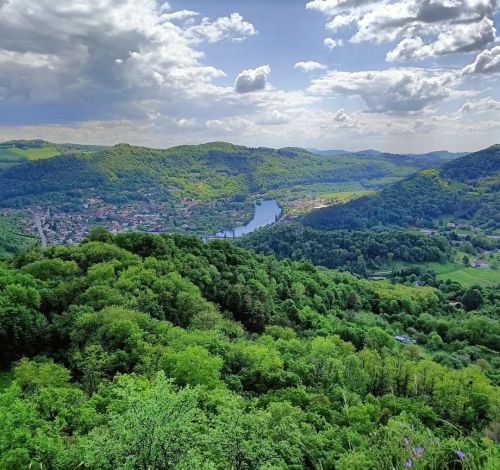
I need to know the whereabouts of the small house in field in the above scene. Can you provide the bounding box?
[471,260,489,269]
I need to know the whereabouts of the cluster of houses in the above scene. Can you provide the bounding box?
[446,221,481,232]
[23,192,253,246]
[419,221,483,236]
[25,198,192,245]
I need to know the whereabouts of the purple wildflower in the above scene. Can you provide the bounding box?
[414,447,424,457]
[455,450,465,460]
[405,459,413,467]
[403,437,410,446]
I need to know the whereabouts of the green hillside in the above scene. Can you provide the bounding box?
[0,212,36,256]
[239,225,453,275]
[0,231,498,468]
[304,145,500,231]
[0,140,462,251]
[0,140,105,170]
[0,141,444,207]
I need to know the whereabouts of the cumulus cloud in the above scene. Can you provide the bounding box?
[324,38,343,50]
[308,0,498,61]
[184,13,257,44]
[0,1,256,120]
[308,68,459,112]
[462,46,500,74]
[294,61,326,71]
[234,65,271,93]
[459,97,500,113]
[387,18,496,61]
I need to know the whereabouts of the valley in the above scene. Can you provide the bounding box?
[0,139,455,252]
[0,142,498,469]
[1,2,499,467]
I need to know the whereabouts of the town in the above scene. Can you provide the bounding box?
[23,196,253,246]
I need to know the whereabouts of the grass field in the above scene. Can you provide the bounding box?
[382,250,500,288]
[0,145,62,169]
[6,146,62,160]
[428,261,500,287]
[318,190,376,203]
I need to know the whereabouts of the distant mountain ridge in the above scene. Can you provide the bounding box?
[310,147,468,161]
[304,145,500,231]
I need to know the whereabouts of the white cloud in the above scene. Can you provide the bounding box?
[306,0,376,15]
[326,14,357,31]
[0,1,255,112]
[308,68,459,112]
[234,65,271,93]
[294,61,326,71]
[184,13,257,44]
[324,38,343,51]
[459,97,500,113]
[161,10,199,22]
[387,18,496,61]
[386,37,426,62]
[462,46,500,74]
[309,0,498,61]
[256,110,290,125]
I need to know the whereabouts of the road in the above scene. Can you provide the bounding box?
[34,214,47,248]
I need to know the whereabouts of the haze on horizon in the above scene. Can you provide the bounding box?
[0,0,499,153]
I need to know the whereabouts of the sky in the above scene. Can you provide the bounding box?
[0,0,499,152]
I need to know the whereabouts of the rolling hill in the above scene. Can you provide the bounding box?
[0,140,455,208]
[304,145,500,232]
[0,139,105,170]
[0,140,481,252]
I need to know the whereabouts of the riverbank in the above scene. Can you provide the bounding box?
[211,200,282,239]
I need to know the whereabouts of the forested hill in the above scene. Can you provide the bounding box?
[0,140,457,208]
[304,145,500,231]
[0,230,498,468]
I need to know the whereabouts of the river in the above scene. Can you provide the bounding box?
[214,200,282,238]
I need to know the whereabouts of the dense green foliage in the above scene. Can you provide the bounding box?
[0,231,498,469]
[0,213,36,257]
[239,225,452,275]
[304,146,500,231]
[0,141,451,208]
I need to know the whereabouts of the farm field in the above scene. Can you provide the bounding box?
[430,262,500,287]
[386,253,500,287]
[6,146,62,160]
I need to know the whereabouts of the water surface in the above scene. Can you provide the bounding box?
[215,200,281,238]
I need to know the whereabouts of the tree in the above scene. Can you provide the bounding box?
[462,288,484,311]
[81,373,206,469]
[163,346,223,389]
[365,327,396,351]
